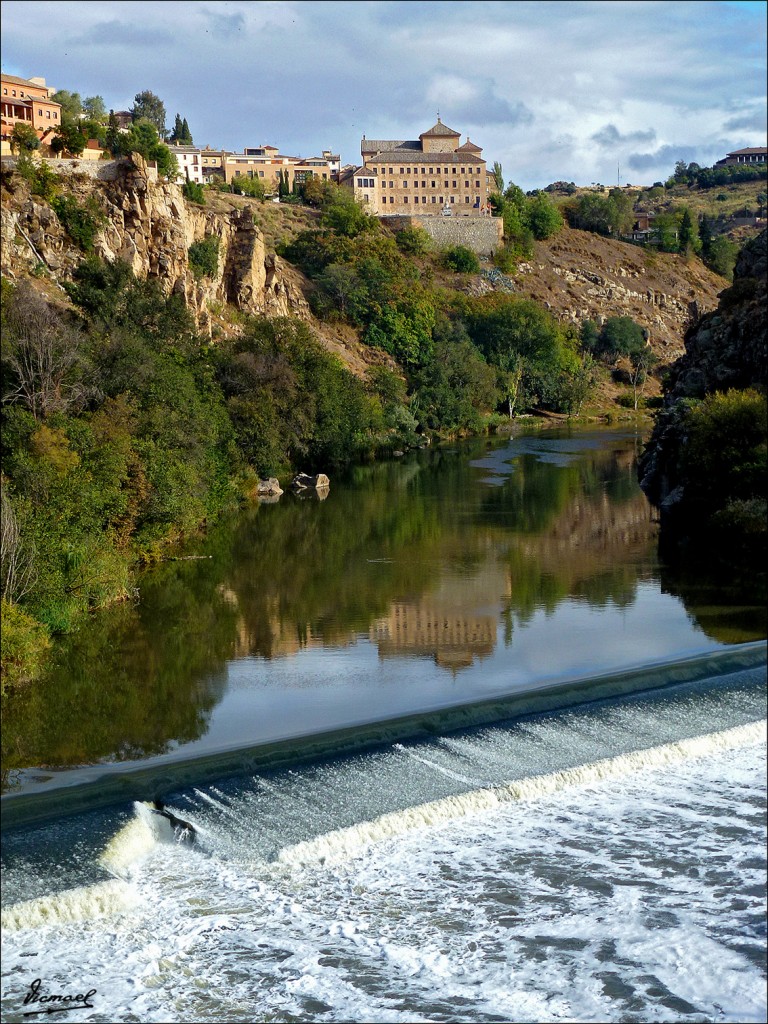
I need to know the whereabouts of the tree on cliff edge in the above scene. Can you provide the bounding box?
[130,90,167,138]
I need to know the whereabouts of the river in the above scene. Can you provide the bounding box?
[1,426,766,1022]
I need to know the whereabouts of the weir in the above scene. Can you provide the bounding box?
[2,642,765,830]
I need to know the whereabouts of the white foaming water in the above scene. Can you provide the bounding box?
[2,675,766,1024]
[278,721,766,868]
[1,880,139,932]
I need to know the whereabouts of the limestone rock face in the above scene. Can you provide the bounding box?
[0,157,309,329]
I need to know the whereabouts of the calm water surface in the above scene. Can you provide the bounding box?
[2,427,765,798]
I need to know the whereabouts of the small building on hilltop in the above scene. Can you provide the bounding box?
[715,146,767,167]
[349,117,491,217]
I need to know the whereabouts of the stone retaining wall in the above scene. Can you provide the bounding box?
[1,156,157,182]
[384,214,503,255]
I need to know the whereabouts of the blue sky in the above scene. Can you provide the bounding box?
[2,0,766,190]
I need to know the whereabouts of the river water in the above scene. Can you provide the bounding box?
[1,427,766,1022]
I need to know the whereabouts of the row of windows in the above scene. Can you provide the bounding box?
[379,195,480,205]
[360,179,481,190]
[385,166,472,175]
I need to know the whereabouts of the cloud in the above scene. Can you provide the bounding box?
[68,19,173,47]
[591,124,657,148]
[723,110,768,132]
[424,74,533,129]
[200,7,246,38]
[627,144,701,172]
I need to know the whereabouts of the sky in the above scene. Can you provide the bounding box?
[1,0,766,190]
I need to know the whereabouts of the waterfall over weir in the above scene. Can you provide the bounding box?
[2,652,766,1024]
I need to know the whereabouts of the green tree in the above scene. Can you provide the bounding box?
[678,207,700,255]
[187,236,220,279]
[705,235,738,280]
[597,316,646,362]
[117,120,178,178]
[82,96,106,122]
[442,245,480,273]
[52,90,82,121]
[170,113,184,142]
[130,90,167,137]
[181,118,192,144]
[526,192,564,240]
[52,119,86,157]
[10,123,40,154]
[106,110,121,156]
[492,161,505,193]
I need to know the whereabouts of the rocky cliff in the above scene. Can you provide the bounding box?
[507,228,727,358]
[0,156,310,333]
[638,229,767,522]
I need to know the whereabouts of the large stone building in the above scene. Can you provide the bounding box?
[347,117,491,216]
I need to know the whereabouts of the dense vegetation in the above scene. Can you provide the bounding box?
[0,260,381,688]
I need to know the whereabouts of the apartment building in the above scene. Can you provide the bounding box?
[222,145,339,190]
[1,73,62,154]
[349,117,489,216]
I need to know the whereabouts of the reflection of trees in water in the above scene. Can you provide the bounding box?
[1,559,238,779]
[0,432,682,780]
[225,434,659,669]
[657,553,767,645]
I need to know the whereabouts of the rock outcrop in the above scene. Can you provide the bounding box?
[483,226,727,358]
[0,155,309,331]
[638,229,767,520]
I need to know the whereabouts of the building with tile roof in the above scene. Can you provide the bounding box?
[1,73,62,154]
[352,117,491,217]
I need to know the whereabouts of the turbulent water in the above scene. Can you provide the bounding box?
[2,665,766,1023]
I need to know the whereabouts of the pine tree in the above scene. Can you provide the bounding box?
[106,110,120,156]
[181,118,192,145]
[170,114,183,143]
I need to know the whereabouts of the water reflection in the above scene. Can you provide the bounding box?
[2,428,762,784]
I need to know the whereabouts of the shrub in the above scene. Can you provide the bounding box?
[395,226,431,255]
[51,194,106,252]
[442,245,480,273]
[188,235,220,279]
[182,180,205,204]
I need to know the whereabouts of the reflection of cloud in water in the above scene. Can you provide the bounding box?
[471,431,632,480]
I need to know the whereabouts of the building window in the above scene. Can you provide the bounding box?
[431,196,436,203]
[465,196,470,203]
[403,196,408,203]
[400,167,404,173]
[38,108,43,116]
[414,180,419,187]
[402,180,408,187]
[450,196,455,203]
[465,181,469,188]
[389,167,393,174]
[46,110,50,118]
[407,167,411,174]
[421,196,427,203]
[476,181,480,187]
[364,194,369,202]
[452,167,457,174]
[53,112,57,119]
